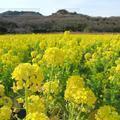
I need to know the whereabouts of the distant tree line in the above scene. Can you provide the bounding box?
[0,10,120,34]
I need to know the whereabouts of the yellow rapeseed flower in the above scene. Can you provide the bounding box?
[27,95,45,113]
[26,112,49,120]
[95,105,120,120]
[43,47,64,66]
[43,80,59,95]
[0,106,12,120]
[12,63,44,92]
[65,75,96,106]
[0,84,5,97]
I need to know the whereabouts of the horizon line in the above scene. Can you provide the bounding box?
[0,8,120,17]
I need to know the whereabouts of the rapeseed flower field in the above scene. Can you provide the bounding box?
[0,32,120,120]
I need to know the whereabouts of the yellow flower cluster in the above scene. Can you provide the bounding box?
[39,41,47,50]
[115,64,120,72]
[31,51,43,64]
[65,76,96,106]
[0,84,5,97]
[64,47,81,64]
[0,84,12,120]
[31,51,38,58]
[115,58,120,65]
[0,106,12,120]
[43,80,59,95]
[12,63,44,92]
[43,47,64,66]
[0,84,12,108]
[17,97,24,104]
[95,105,120,120]
[27,95,45,113]
[1,51,20,67]
[0,48,3,57]
[26,112,49,120]
[0,96,12,108]
[85,53,91,61]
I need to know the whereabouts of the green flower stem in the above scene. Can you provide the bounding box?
[25,86,28,115]
[68,103,75,120]
[50,65,54,80]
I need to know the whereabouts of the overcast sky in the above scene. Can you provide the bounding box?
[0,0,120,17]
